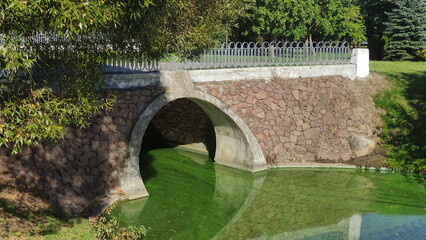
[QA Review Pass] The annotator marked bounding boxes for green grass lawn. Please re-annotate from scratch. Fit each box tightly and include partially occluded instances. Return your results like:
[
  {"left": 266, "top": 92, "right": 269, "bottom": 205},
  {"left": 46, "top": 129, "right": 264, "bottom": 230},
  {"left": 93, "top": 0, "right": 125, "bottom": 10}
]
[
  {"left": 370, "top": 61, "right": 426, "bottom": 176},
  {"left": 0, "top": 197, "right": 95, "bottom": 240},
  {"left": 0, "top": 196, "right": 146, "bottom": 240},
  {"left": 42, "top": 218, "right": 95, "bottom": 240}
]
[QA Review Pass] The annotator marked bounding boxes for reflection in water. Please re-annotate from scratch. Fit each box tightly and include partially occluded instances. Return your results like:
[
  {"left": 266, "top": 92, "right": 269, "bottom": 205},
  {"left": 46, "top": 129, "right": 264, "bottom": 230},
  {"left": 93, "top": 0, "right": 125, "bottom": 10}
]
[{"left": 110, "top": 148, "right": 426, "bottom": 240}]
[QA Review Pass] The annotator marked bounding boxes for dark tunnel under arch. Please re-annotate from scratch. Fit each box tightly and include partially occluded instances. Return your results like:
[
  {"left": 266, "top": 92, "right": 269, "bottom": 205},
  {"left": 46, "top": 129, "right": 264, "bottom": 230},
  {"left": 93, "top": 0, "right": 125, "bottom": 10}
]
[{"left": 119, "top": 91, "right": 267, "bottom": 200}]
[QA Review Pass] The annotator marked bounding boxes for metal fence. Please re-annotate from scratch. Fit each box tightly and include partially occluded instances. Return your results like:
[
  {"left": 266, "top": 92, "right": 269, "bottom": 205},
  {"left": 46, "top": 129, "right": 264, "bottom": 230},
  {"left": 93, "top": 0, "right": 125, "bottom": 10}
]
[
  {"left": 102, "top": 41, "right": 352, "bottom": 72},
  {"left": 0, "top": 35, "right": 352, "bottom": 77},
  {"left": 162, "top": 41, "right": 351, "bottom": 71}
]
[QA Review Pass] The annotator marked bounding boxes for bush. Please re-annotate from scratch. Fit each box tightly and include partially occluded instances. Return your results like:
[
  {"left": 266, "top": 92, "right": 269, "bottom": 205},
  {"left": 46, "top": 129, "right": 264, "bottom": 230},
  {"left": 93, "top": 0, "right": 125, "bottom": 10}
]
[
  {"left": 90, "top": 202, "right": 148, "bottom": 240},
  {"left": 91, "top": 216, "right": 148, "bottom": 240}
]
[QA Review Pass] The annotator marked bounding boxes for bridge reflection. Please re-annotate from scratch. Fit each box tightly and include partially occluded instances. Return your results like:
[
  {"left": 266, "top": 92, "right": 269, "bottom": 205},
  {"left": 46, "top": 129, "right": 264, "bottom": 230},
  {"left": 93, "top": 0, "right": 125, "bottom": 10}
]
[{"left": 110, "top": 148, "right": 426, "bottom": 240}]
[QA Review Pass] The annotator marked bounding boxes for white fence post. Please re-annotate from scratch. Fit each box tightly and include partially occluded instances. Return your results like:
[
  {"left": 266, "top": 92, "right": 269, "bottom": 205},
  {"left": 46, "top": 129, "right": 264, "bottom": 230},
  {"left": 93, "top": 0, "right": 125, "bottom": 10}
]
[{"left": 351, "top": 48, "right": 369, "bottom": 79}]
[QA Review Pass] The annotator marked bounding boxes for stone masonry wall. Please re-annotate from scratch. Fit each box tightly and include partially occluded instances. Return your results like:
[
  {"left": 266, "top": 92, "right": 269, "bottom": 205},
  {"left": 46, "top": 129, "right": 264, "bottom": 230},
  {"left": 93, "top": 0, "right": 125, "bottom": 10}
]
[
  {"left": 195, "top": 76, "right": 381, "bottom": 164},
  {"left": 0, "top": 75, "right": 383, "bottom": 215},
  {"left": 149, "top": 99, "right": 215, "bottom": 150},
  {"left": 0, "top": 87, "right": 165, "bottom": 215}
]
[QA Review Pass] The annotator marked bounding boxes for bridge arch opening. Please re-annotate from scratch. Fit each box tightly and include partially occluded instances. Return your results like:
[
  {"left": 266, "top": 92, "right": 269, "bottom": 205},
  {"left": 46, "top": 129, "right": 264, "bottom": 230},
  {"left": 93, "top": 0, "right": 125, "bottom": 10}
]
[
  {"left": 119, "top": 91, "right": 267, "bottom": 199},
  {"left": 141, "top": 98, "right": 216, "bottom": 159}
]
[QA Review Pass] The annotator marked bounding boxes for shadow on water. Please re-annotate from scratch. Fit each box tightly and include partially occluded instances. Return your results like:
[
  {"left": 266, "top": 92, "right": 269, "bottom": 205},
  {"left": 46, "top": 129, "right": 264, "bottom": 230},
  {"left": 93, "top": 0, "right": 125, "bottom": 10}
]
[{"left": 139, "top": 122, "right": 186, "bottom": 183}]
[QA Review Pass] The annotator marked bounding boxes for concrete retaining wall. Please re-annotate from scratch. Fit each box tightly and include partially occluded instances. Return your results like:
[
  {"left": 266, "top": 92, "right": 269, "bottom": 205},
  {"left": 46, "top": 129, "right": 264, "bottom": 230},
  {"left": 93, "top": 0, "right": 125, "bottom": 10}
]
[{"left": 190, "top": 65, "right": 357, "bottom": 82}]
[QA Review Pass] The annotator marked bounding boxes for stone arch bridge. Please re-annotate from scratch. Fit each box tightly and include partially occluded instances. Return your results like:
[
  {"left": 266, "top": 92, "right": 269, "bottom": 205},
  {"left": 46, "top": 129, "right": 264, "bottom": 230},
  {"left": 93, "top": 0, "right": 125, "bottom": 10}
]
[{"left": 0, "top": 50, "right": 377, "bottom": 214}]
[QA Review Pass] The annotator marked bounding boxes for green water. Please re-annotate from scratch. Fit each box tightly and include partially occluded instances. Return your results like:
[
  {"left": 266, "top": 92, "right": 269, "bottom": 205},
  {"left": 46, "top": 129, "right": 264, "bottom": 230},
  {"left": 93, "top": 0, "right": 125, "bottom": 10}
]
[{"left": 110, "top": 147, "right": 426, "bottom": 240}]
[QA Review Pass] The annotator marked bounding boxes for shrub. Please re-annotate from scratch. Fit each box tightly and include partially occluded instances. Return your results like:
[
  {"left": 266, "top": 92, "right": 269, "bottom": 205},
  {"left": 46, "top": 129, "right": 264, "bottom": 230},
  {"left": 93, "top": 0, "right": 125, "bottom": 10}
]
[
  {"left": 90, "top": 202, "right": 148, "bottom": 240},
  {"left": 91, "top": 216, "right": 148, "bottom": 240}
]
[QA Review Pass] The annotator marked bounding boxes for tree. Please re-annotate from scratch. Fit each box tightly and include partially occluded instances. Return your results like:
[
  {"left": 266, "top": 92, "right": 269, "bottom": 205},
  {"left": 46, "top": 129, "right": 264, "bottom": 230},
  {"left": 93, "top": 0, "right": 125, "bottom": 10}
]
[
  {"left": 234, "top": 0, "right": 366, "bottom": 43},
  {"left": 0, "top": 0, "right": 119, "bottom": 77},
  {"left": 0, "top": 0, "right": 245, "bottom": 153},
  {"left": 384, "top": 0, "right": 426, "bottom": 61},
  {"left": 0, "top": 0, "right": 245, "bottom": 79},
  {"left": 106, "top": 0, "right": 246, "bottom": 59},
  {"left": 356, "top": 0, "right": 395, "bottom": 60}
]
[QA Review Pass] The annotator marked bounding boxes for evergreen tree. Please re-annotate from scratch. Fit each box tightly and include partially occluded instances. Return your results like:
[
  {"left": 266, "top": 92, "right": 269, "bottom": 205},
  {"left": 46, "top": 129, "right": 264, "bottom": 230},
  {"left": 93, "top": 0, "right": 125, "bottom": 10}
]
[
  {"left": 356, "top": 0, "right": 395, "bottom": 60},
  {"left": 384, "top": 0, "right": 426, "bottom": 60}
]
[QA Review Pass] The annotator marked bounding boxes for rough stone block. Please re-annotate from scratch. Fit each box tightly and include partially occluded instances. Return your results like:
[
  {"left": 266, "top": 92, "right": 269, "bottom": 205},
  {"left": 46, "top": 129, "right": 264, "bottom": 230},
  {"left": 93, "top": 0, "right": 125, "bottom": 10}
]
[
  {"left": 99, "top": 161, "right": 111, "bottom": 174},
  {"left": 60, "top": 170, "right": 72, "bottom": 184},
  {"left": 88, "top": 157, "right": 98, "bottom": 168},
  {"left": 90, "top": 168, "right": 99, "bottom": 176},
  {"left": 91, "top": 141, "right": 100, "bottom": 150},
  {"left": 255, "top": 92, "right": 268, "bottom": 100},
  {"left": 64, "top": 132, "right": 75, "bottom": 140},
  {"left": 350, "top": 134, "right": 376, "bottom": 157},
  {"left": 304, "top": 128, "right": 320, "bottom": 140},
  {"left": 335, "top": 130, "right": 349, "bottom": 138},
  {"left": 323, "top": 112, "right": 337, "bottom": 125},
  {"left": 292, "top": 90, "right": 300, "bottom": 100}
]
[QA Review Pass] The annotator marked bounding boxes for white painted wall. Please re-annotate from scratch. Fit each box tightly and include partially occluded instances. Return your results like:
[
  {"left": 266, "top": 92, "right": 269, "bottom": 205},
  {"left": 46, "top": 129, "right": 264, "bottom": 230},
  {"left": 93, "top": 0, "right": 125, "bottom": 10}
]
[
  {"left": 351, "top": 48, "right": 370, "bottom": 79},
  {"left": 189, "top": 64, "right": 357, "bottom": 82}
]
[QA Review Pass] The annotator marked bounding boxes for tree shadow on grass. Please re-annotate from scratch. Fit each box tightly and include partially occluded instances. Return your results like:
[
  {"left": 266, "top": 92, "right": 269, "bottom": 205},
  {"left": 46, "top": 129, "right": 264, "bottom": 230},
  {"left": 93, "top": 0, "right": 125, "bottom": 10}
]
[
  {"left": 0, "top": 195, "right": 76, "bottom": 237},
  {"left": 375, "top": 70, "right": 426, "bottom": 176}
]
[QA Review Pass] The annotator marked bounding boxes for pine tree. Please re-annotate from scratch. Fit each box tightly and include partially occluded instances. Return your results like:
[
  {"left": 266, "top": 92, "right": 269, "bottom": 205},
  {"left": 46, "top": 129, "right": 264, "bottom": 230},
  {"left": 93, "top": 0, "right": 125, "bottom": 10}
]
[{"left": 384, "top": 0, "right": 426, "bottom": 60}]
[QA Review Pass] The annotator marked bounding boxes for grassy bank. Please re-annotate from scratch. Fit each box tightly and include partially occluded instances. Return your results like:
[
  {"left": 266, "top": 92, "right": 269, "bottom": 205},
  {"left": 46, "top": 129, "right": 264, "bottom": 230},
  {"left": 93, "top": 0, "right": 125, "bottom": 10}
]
[
  {"left": 370, "top": 61, "right": 426, "bottom": 176},
  {"left": 0, "top": 177, "right": 146, "bottom": 239},
  {"left": 0, "top": 198, "right": 95, "bottom": 240},
  {"left": 0, "top": 194, "right": 146, "bottom": 239}
]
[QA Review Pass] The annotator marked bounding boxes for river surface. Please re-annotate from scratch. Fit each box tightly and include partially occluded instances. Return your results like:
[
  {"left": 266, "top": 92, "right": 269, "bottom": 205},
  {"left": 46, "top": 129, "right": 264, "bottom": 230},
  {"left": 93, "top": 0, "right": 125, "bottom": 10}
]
[{"left": 109, "top": 147, "right": 426, "bottom": 240}]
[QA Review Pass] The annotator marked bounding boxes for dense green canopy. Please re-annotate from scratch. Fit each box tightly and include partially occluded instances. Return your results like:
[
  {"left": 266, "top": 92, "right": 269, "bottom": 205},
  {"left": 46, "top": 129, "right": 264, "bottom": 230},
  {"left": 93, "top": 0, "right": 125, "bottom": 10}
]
[
  {"left": 384, "top": 0, "right": 426, "bottom": 60},
  {"left": 0, "top": 0, "right": 244, "bottom": 76},
  {"left": 357, "top": 0, "right": 426, "bottom": 60},
  {"left": 0, "top": 0, "right": 245, "bottom": 153},
  {"left": 234, "top": 0, "right": 366, "bottom": 44}
]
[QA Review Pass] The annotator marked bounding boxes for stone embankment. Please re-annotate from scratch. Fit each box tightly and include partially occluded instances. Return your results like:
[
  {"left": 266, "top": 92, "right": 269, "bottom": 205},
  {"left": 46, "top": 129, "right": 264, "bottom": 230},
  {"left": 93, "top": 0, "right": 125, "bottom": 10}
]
[
  {"left": 0, "top": 87, "right": 164, "bottom": 215},
  {"left": 195, "top": 75, "right": 384, "bottom": 164}
]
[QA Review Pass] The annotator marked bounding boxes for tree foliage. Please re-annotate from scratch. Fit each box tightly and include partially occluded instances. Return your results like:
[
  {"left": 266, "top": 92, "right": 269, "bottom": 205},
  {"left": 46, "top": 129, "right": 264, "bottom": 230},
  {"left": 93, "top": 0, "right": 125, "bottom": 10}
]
[
  {"left": 0, "top": 0, "right": 119, "bottom": 78},
  {"left": 234, "top": 0, "right": 366, "bottom": 43},
  {"left": 0, "top": 88, "right": 115, "bottom": 153},
  {"left": 356, "top": 0, "right": 395, "bottom": 60},
  {"left": 357, "top": 0, "right": 426, "bottom": 61},
  {"left": 107, "top": 0, "right": 246, "bottom": 58},
  {"left": 0, "top": 0, "right": 244, "bottom": 153},
  {"left": 383, "top": 0, "right": 426, "bottom": 61},
  {"left": 0, "top": 0, "right": 245, "bottom": 77}
]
